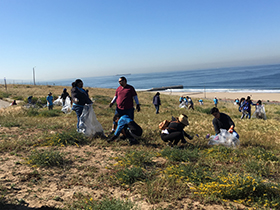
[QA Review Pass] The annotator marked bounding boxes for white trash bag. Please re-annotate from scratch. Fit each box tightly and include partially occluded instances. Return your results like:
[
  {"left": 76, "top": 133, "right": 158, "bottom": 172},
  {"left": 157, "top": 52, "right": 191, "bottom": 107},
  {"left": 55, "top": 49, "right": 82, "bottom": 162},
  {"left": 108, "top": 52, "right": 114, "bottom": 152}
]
[
  {"left": 61, "top": 96, "right": 72, "bottom": 114},
  {"left": 53, "top": 96, "right": 63, "bottom": 106},
  {"left": 208, "top": 129, "right": 240, "bottom": 148},
  {"left": 78, "top": 104, "right": 104, "bottom": 137},
  {"left": 252, "top": 105, "right": 267, "bottom": 120},
  {"left": 179, "top": 101, "right": 188, "bottom": 109}
]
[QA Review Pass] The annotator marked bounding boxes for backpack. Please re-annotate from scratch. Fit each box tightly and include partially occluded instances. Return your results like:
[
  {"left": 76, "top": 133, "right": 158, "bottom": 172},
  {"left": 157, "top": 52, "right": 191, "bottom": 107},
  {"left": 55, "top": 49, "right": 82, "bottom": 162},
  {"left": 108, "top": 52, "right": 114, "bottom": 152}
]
[
  {"left": 242, "top": 101, "right": 250, "bottom": 111},
  {"left": 159, "top": 120, "right": 170, "bottom": 130}
]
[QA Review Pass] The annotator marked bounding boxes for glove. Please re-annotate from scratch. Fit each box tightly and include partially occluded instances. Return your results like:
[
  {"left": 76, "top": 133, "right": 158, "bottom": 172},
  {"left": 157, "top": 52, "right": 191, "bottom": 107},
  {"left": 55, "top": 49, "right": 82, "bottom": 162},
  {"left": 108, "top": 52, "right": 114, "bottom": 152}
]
[
  {"left": 109, "top": 103, "right": 113, "bottom": 108},
  {"left": 136, "top": 104, "right": 140, "bottom": 112},
  {"left": 107, "top": 135, "right": 118, "bottom": 143}
]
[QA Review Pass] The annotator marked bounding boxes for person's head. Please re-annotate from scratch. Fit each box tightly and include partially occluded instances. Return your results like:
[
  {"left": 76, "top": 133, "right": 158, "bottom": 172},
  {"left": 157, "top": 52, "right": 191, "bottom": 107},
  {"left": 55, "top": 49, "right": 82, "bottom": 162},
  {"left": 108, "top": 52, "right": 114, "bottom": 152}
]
[
  {"left": 113, "top": 113, "right": 121, "bottom": 123},
  {"left": 48, "top": 92, "right": 52, "bottom": 96},
  {"left": 186, "top": 96, "right": 189, "bottom": 99},
  {"left": 74, "top": 79, "right": 83, "bottom": 88},
  {"left": 156, "top": 92, "right": 160, "bottom": 96},
  {"left": 118, "top": 77, "right": 127, "bottom": 87},
  {"left": 210, "top": 107, "right": 220, "bottom": 119},
  {"left": 246, "top": 96, "right": 251, "bottom": 101},
  {"left": 63, "top": 88, "right": 67, "bottom": 92},
  {"left": 178, "top": 114, "right": 189, "bottom": 127},
  {"left": 257, "top": 100, "right": 262, "bottom": 105}
]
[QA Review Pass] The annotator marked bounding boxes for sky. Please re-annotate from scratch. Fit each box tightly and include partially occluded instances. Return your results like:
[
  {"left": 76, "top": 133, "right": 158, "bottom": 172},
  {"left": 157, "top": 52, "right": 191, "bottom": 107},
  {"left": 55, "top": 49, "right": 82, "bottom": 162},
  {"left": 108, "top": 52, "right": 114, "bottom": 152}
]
[{"left": 1, "top": 0, "right": 280, "bottom": 82}]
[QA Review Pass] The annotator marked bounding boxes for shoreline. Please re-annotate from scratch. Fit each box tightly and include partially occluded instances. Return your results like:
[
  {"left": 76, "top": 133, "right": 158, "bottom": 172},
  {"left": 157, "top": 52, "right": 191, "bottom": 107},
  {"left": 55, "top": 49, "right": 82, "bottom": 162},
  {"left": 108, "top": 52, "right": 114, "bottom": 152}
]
[{"left": 155, "top": 91, "right": 280, "bottom": 103}]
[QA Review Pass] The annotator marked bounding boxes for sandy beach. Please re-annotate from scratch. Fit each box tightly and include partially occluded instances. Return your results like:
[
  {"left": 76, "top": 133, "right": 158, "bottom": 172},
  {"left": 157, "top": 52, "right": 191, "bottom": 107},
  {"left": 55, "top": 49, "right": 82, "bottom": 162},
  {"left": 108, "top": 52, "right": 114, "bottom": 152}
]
[{"left": 158, "top": 91, "right": 280, "bottom": 103}]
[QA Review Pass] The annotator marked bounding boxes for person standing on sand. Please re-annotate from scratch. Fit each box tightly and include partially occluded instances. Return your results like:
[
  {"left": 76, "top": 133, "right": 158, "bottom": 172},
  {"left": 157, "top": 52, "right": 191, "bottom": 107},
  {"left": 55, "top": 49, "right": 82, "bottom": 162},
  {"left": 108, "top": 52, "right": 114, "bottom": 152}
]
[
  {"left": 210, "top": 107, "right": 239, "bottom": 139},
  {"left": 109, "top": 77, "right": 140, "bottom": 133},
  {"left": 213, "top": 97, "right": 218, "bottom": 107},
  {"left": 71, "top": 79, "right": 93, "bottom": 130},
  {"left": 46, "top": 92, "right": 53, "bottom": 110},
  {"left": 153, "top": 92, "right": 161, "bottom": 114}
]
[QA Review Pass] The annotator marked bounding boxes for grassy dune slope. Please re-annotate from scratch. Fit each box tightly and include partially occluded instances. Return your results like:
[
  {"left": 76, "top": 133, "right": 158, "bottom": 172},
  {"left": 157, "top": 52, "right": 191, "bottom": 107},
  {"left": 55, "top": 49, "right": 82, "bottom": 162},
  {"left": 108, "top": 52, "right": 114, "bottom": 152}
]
[{"left": 0, "top": 84, "right": 280, "bottom": 210}]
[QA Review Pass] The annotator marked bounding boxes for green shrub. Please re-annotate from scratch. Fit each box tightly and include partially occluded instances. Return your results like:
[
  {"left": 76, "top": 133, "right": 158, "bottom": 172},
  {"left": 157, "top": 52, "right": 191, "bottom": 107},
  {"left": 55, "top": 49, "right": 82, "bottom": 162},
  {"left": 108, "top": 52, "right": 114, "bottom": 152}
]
[
  {"left": 26, "top": 108, "right": 39, "bottom": 116},
  {"left": 93, "top": 95, "right": 112, "bottom": 105},
  {"left": 114, "top": 150, "right": 154, "bottom": 168},
  {"left": 40, "top": 130, "right": 89, "bottom": 147},
  {"left": 116, "top": 166, "right": 146, "bottom": 185},
  {"left": 39, "top": 109, "right": 61, "bottom": 117},
  {"left": 195, "top": 106, "right": 212, "bottom": 114},
  {"left": 26, "top": 149, "right": 67, "bottom": 168},
  {"left": 161, "top": 147, "right": 199, "bottom": 162},
  {"left": 12, "top": 96, "right": 24, "bottom": 100},
  {"left": 0, "top": 91, "right": 11, "bottom": 98}
]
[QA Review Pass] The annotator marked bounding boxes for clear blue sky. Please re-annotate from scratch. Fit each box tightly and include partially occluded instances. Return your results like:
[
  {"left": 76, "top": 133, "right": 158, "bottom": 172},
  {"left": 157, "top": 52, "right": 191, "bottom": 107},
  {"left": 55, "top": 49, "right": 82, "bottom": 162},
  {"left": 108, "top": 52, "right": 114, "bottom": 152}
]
[{"left": 1, "top": 0, "right": 280, "bottom": 82}]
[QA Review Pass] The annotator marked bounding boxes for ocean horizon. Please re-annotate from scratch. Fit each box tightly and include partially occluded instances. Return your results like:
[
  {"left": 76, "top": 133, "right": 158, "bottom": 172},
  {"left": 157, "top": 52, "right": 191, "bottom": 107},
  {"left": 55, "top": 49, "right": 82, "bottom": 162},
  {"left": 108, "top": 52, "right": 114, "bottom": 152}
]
[{"left": 3, "top": 63, "right": 280, "bottom": 93}]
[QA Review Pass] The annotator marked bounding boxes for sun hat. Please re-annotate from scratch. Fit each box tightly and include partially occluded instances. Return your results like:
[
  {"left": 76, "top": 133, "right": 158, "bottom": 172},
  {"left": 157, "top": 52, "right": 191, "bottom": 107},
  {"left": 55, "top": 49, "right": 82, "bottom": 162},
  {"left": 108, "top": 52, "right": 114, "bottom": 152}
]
[{"left": 178, "top": 114, "right": 189, "bottom": 126}]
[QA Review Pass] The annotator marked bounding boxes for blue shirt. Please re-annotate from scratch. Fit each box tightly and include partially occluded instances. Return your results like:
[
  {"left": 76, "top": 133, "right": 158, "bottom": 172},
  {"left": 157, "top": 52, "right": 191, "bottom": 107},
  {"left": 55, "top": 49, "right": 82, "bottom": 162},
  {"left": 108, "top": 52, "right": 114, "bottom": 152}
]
[
  {"left": 46, "top": 95, "right": 53, "bottom": 106},
  {"left": 114, "top": 115, "right": 133, "bottom": 137}
]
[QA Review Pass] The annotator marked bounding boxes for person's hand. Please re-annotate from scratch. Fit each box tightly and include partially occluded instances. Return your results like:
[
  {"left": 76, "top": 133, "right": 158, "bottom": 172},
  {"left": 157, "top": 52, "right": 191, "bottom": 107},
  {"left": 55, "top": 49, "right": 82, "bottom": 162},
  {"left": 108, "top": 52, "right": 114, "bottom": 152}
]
[
  {"left": 136, "top": 104, "right": 141, "bottom": 112},
  {"left": 74, "top": 98, "right": 79, "bottom": 103},
  {"left": 109, "top": 103, "right": 113, "bottom": 108}
]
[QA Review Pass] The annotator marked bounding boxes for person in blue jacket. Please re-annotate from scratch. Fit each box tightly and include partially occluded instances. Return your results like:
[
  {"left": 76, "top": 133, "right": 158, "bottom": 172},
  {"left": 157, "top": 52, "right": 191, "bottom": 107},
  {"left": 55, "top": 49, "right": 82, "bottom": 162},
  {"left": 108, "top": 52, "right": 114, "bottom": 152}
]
[
  {"left": 46, "top": 92, "right": 53, "bottom": 110},
  {"left": 241, "top": 96, "right": 255, "bottom": 119},
  {"left": 107, "top": 114, "right": 142, "bottom": 145},
  {"left": 153, "top": 92, "right": 161, "bottom": 114},
  {"left": 71, "top": 79, "right": 93, "bottom": 130}
]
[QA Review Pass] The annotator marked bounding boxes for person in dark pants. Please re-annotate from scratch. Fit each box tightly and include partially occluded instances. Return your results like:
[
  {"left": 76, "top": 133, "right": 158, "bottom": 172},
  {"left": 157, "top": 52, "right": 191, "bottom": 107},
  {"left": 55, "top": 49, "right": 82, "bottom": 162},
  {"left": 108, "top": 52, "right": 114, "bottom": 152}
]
[
  {"left": 46, "top": 92, "right": 53, "bottom": 110},
  {"left": 161, "top": 114, "right": 193, "bottom": 146},
  {"left": 109, "top": 77, "right": 140, "bottom": 133},
  {"left": 71, "top": 79, "right": 92, "bottom": 130},
  {"left": 107, "top": 114, "right": 142, "bottom": 145},
  {"left": 153, "top": 92, "right": 161, "bottom": 114},
  {"left": 210, "top": 107, "right": 239, "bottom": 138},
  {"left": 61, "top": 88, "right": 71, "bottom": 106}
]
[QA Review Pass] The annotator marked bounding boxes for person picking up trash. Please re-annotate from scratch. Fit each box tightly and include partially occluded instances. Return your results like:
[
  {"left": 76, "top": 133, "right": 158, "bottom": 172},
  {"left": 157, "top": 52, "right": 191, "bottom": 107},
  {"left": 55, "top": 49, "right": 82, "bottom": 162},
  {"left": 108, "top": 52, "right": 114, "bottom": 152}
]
[
  {"left": 210, "top": 107, "right": 239, "bottom": 139},
  {"left": 107, "top": 114, "right": 142, "bottom": 145},
  {"left": 160, "top": 114, "right": 193, "bottom": 147}
]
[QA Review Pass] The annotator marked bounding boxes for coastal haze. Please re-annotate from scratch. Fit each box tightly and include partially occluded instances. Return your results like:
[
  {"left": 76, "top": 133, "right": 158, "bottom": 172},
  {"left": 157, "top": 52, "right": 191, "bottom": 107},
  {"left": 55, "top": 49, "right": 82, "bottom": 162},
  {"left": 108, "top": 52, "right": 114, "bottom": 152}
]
[{"left": 1, "top": 1, "right": 280, "bottom": 82}]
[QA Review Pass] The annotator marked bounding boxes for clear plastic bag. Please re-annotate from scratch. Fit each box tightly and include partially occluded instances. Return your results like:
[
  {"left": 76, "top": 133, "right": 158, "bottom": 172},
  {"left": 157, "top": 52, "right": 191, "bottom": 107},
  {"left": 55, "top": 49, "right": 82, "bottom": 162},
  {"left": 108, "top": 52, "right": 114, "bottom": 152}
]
[
  {"left": 61, "top": 96, "right": 72, "bottom": 114},
  {"left": 53, "top": 96, "right": 63, "bottom": 106},
  {"left": 78, "top": 104, "right": 104, "bottom": 137},
  {"left": 208, "top": 129, "right": 240, "bottom": 148},
  {"left": 252, "top": 105, "right": 267, "bottom": 120}
]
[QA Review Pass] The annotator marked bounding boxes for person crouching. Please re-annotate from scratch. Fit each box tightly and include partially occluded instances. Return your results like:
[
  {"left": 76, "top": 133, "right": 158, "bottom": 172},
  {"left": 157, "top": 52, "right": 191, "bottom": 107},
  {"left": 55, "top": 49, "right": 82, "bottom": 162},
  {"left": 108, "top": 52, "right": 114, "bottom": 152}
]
[
  {"left": 161, "top": 114, "right": 193, "bottom": 147},
  {"left": 107, "top": 114, "right": 142, "bottom": 145}
]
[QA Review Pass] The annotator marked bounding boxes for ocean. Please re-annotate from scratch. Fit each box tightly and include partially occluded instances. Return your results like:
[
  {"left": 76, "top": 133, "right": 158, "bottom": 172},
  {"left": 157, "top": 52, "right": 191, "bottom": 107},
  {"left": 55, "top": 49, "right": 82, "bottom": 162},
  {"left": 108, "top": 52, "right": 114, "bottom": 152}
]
[{"left": 51, "top": 63, "right": 280, "bottom": 93}]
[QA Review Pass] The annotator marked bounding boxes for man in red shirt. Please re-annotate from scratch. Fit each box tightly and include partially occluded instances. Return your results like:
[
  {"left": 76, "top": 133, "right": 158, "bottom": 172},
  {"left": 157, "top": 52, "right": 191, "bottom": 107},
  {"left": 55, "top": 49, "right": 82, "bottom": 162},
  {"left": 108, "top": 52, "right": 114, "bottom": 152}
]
[{"left": 109, "top": 77, "right": 140, "bottom": 133}]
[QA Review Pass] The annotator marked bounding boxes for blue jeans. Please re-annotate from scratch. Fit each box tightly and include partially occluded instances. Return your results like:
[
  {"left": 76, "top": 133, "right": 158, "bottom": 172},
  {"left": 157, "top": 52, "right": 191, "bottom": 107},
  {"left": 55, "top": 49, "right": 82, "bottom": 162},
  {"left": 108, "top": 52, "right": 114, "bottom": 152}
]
[
  {"left": 154, "top": 105, "right": 159, "bottom": 114},
  {"left": 114, "top": 108, "right": 134, "bottom": 125},
  {"left": 72, "top": 105, "right": 84, "bottom": 129}
]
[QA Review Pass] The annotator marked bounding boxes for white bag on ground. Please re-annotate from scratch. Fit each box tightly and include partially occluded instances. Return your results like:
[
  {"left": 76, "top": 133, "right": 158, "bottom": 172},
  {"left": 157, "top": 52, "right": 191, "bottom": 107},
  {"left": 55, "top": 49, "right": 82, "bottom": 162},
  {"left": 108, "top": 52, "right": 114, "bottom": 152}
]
[
  {"left": 53, "top": 96, "right": 63, "bottom": 106},
  {"left": 78, "top": 104, "right": 104, "bottom": 136},
  {"left": 61, "top": 96, "right": 72, "bottom": 114},
  {"left": 252, "top": 105, "right": 267, "bottom": 120},
  {"left": 208, "top": 129, "right": 240, "bottom": 148}
]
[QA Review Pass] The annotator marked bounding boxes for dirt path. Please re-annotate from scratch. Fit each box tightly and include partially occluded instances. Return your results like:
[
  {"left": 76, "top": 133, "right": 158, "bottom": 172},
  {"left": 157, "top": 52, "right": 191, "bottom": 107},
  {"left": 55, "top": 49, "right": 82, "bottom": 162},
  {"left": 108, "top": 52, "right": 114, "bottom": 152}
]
[{"left": 0, "top": 99, "right": 11, "bottom": 109}]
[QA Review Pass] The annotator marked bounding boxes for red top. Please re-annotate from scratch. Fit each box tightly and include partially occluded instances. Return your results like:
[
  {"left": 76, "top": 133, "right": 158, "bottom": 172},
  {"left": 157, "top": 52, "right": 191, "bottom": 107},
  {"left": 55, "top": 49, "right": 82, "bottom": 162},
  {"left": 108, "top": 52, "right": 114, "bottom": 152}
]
[{"left": 115, "top": 84, "right": 137, "bottom": 110}]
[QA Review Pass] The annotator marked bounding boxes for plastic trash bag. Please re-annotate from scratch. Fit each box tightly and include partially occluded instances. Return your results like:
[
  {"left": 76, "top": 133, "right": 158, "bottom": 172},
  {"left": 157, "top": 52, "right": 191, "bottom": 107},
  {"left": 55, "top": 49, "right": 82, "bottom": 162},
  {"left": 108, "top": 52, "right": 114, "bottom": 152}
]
[
  {"left": 78, "top": 104, "right": 104, "bottom": 137},
  {"left": 208, "top": 129, "right": 240, "bottom": 148},
  {"left": 53, "top": 96, "right": 63, "bottom": 106},
  {"left": 61, "top": 96, "right": 72, "bottom": 114},
  {"left": 252, "top": 105, "right": 267, "bottom": 120},
  {"left": 179, "top": 101, "right": 188, "bottom": 109}
]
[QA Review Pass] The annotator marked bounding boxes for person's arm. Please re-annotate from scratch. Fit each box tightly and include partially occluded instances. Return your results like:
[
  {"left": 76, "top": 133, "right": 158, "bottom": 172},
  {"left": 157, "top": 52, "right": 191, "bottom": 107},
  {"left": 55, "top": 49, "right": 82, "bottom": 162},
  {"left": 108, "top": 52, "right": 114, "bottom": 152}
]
[
  {"left": 212, "top": 119, "right": 220, "bottom": 135},
  {"left": 133, "top": 95, "right": 140, "bottom": 111},
  {"left": 109, "top": 96, "right": 117, "bottom": 107}
]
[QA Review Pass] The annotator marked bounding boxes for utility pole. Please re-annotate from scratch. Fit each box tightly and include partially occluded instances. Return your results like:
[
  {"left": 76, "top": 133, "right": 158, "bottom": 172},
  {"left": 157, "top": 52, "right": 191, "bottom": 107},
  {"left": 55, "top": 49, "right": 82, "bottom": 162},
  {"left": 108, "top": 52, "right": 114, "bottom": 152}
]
[{"left": 33, "top": 66, "right": 36, "bottom": 85}]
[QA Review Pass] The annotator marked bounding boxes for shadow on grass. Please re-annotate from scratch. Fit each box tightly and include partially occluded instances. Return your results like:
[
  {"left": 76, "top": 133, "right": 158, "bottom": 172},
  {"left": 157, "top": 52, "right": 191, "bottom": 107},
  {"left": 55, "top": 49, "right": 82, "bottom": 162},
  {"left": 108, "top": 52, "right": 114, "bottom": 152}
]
[{"left": 0, "top": 202, "right": 60, "bottom": 210}]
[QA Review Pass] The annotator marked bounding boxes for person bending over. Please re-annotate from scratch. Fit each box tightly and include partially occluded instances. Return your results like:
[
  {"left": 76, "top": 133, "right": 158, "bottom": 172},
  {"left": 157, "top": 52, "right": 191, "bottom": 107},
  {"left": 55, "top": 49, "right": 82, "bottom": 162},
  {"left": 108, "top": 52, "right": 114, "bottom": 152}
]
[
  {"left": 107, "top": 114, "right": 142, "bottom": 145},
  {"left": 161, "top": 114, "right": 193, "bottom": 146},
  {"left": 210, "top": 107, "right": 239, "bottom": 139}
]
